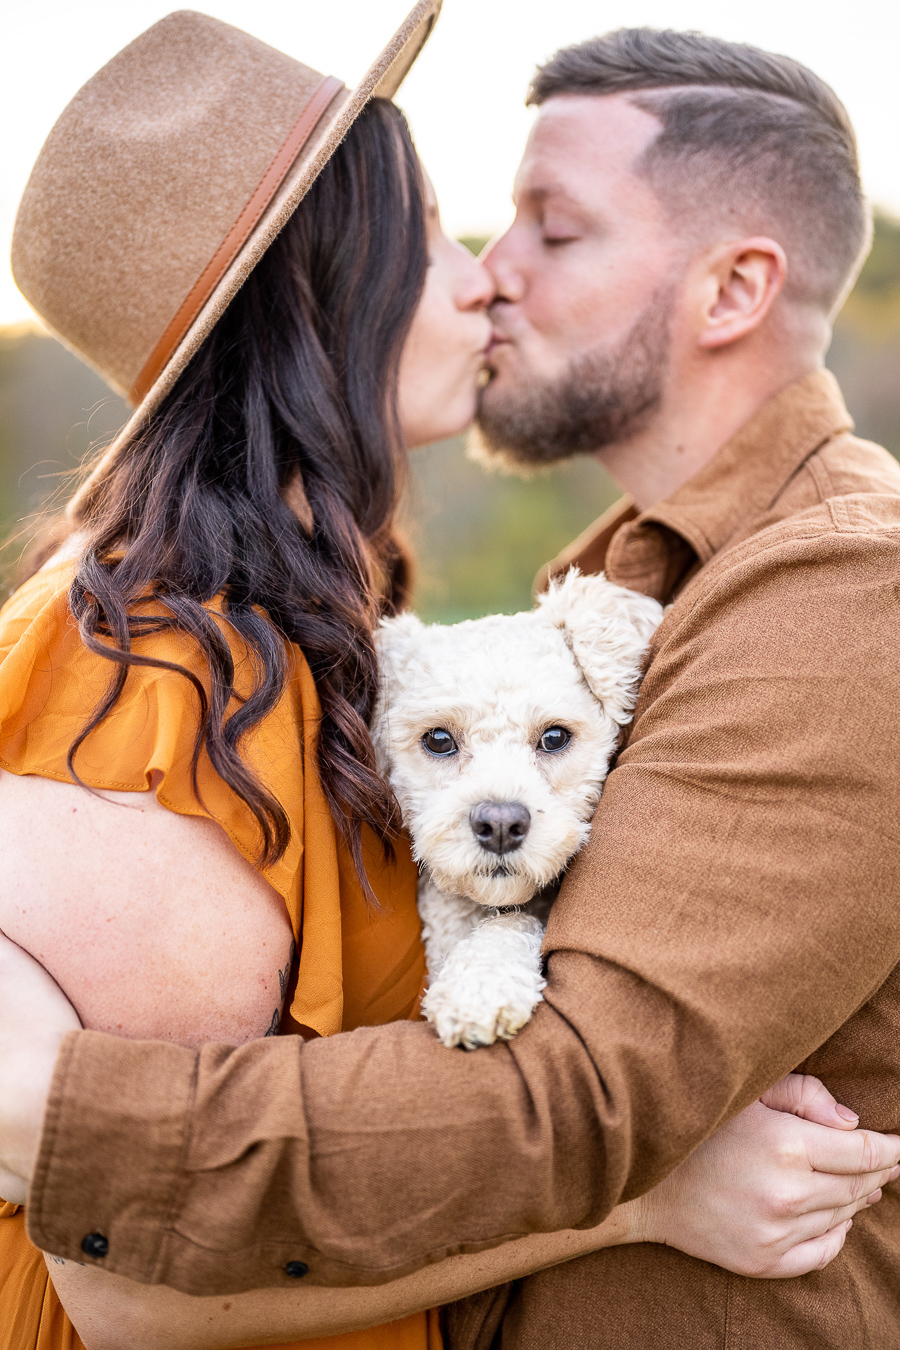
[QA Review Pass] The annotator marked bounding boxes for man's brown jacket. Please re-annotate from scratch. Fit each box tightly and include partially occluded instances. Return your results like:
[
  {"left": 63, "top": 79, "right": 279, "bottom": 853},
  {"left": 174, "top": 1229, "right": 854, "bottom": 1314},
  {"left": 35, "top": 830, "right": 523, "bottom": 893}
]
[{"left": 26, "top": 372, "right": 900, "bottom": 1347}]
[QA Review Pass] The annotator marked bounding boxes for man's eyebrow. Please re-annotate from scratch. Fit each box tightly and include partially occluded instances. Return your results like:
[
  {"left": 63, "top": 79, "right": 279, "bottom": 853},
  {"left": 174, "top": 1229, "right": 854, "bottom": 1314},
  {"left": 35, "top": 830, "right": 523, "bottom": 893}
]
[{"left": 512, "top": 182, "right": 589, "bottom": 211}]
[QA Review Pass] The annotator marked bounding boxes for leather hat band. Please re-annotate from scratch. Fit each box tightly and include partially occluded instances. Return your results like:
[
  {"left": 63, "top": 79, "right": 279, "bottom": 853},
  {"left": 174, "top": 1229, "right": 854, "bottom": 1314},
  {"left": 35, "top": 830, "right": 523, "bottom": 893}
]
[{"left": 130, "top": 73, "right": 345, "bottom": 404}]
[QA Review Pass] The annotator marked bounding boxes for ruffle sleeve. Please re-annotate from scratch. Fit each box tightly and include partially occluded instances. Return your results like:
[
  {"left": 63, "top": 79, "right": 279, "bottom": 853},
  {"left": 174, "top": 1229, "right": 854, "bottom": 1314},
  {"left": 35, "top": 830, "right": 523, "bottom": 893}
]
[{"left": 0, "top": 559, "right": 351, "bottom": 1035}]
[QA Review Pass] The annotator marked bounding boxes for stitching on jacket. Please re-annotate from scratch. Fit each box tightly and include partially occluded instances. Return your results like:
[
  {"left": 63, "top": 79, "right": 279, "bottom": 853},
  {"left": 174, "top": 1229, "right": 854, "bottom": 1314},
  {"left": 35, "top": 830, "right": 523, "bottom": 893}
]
[
  {"left": 156, "top": 1050, "right": 202, "bottom": 1284},
  {"left": 826, "top": 497, "right": 852, "bottom": 531},
  {"left": 26, "top": 1032, "right": 71, "bottom": 1251},
  {"left": 163, "top": 1215, "right": 531, "bottom": 1270},
  {"left": 637, "top": 504, "right": 900, "bottom": 686},
  {"left": 672, "top": 510, "right": 900, "bottom": 625},
  {"left": 804, "top": 449, "right": 836, "bottom": 502},
  {"left": 723, "top": 1270, "right": 733, "bottom": 1350}
]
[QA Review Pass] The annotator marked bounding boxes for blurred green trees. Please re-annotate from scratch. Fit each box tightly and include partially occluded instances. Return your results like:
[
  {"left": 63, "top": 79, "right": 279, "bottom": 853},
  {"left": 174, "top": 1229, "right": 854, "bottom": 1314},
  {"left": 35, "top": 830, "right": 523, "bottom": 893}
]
[
  {"left": 2, "top": 212, "right": 899, "bottom": 620},
  {"left": 404, "top": 441, "right": 619, "bottom": 622},
  {"left": 406, "top": 212, "right": 900, "bottom": 619},
  {"left": 825, "top": 212, "right": 900, "bottom": 462},
  {"left": 0, "top": 326, "right": 126, "bottom": 559}
]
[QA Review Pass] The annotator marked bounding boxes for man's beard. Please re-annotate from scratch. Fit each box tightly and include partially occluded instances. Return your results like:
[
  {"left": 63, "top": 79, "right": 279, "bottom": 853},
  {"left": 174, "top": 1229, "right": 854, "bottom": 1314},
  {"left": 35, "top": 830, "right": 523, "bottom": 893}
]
[{"left": 473, "top": 289, "right": 673, "bottom": 469}]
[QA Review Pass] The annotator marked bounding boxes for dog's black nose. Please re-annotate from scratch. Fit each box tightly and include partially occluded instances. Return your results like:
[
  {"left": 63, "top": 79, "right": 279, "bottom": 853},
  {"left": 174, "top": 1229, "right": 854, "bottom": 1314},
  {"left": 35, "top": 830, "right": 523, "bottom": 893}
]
[{"left": 469, "top": 801, "right": 531, "bottom": 855}]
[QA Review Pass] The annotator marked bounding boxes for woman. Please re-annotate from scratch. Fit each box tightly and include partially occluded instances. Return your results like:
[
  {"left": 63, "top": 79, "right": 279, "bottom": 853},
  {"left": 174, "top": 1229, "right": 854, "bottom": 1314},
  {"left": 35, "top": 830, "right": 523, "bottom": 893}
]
[{"left": 0, "top": 11, "right": 894, "bottom": 1350}]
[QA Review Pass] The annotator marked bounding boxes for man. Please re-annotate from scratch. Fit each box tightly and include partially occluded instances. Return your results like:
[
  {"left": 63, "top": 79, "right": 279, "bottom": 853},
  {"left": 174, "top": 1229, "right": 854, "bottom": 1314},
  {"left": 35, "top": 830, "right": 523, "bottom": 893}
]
[{"left": 4, "top": 27, "right": 900, "bottom": 1349}]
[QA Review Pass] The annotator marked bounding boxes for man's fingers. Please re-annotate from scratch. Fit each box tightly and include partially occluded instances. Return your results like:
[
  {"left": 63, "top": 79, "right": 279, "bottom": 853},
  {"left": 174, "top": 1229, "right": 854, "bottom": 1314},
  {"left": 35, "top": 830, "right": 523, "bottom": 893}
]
[
  {"left": 767, "top": 1220, "right": 852, "bottom": 1279},
  {"left": 805, "top": 1122, "right": 900, "bottom": 1176},
  {"left": 760, "top": 1073, "right": 859, "bottom": 1130},
  {"left": 794, "top": 1163, "right": 900, "bottom": 1215}
]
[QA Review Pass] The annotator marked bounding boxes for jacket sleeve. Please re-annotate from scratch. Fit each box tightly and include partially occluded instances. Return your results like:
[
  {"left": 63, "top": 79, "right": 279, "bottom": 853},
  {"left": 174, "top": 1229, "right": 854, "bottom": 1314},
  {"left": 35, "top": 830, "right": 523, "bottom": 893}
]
[{"left": 26, "top": 517, "right": 900, "bottom": 1296}]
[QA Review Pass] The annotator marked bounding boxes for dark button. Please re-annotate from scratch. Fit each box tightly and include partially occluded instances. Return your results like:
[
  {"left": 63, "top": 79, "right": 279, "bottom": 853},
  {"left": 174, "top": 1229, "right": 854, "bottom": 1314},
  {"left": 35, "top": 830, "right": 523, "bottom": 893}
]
[
  {"left": 81, "top": 1232, "right": 109, "bottom": 1259},
  {"left": 284, "top": 1260, "right": 309, "bottom": 1279}
]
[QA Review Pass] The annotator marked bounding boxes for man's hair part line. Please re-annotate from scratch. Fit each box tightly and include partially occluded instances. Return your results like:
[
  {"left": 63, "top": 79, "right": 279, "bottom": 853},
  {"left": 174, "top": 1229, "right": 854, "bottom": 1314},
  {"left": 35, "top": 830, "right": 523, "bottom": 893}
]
[{"left": 527, "top": 28, "right": 871, "bottom": 314}]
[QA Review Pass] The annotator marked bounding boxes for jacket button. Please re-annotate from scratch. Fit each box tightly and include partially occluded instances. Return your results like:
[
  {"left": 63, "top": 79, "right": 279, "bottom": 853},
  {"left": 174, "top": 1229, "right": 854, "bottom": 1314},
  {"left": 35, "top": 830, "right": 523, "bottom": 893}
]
[
  {"left": 284, "top": 1261, "right": 309, "bottom": 1279},
  {"left": 81, "top": 1233, "right": 109, "bottom": 1258}
]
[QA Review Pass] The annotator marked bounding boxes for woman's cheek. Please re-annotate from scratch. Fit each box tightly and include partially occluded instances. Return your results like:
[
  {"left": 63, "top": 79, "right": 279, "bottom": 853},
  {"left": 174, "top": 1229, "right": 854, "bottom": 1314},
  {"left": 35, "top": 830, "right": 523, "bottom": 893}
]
[{"left": 440, "top": 339, "right": 477, "bottom": 424}]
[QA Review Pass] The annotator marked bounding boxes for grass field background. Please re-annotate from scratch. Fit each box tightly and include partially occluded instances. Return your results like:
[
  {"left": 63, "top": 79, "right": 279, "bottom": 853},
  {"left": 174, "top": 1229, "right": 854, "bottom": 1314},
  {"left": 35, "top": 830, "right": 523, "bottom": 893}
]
[{"left": 2, "top": 214, "right": 898, "bottom": 622}]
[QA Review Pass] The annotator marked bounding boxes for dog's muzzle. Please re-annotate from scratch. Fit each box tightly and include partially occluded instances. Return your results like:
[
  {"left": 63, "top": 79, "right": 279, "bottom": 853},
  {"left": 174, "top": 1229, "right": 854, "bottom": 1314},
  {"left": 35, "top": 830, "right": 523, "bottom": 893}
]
[{"left": 469, "top": 801, "right": 531, "bottom": 855}]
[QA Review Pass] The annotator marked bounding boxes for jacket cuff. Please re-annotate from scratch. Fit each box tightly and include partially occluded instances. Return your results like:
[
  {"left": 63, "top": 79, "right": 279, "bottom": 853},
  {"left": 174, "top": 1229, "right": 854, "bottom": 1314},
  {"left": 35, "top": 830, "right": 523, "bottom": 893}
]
[
  {"left": 26, "top": 1029, "right": 197, "bottom": 1282},
  {"left": 25, "top": 1029, "right": 367, "bottom": 1295}
]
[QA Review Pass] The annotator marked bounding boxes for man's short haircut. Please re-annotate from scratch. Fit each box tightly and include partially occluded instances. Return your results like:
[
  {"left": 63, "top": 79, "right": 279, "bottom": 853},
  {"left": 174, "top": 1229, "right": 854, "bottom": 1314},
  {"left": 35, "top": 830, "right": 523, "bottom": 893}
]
[{"left": 528, "top": 29, "right": 871, "bottom": 314}]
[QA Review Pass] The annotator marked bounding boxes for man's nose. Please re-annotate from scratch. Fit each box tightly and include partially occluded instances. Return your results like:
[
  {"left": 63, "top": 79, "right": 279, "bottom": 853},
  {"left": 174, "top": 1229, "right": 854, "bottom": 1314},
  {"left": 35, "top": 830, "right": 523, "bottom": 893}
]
[{"left": 469, "top": 801, "right": 531, "bottom": 855}]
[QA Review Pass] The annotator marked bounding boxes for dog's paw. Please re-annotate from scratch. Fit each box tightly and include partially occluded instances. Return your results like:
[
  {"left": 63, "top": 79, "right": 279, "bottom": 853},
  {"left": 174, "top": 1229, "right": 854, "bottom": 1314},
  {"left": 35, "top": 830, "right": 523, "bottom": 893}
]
[{"left": 422, "top": 912, "right": 546, "bottom": 1048}]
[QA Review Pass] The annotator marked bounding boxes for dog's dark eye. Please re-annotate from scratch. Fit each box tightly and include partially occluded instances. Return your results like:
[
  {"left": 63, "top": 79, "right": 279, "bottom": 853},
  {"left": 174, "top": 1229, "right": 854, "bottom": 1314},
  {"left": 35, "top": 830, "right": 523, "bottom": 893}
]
[
  {"left": 422, "top": 728, "right": 458, "bottom": 757},
  {"left": 538, "top": 726, "right": 571, "bottom": 753}
]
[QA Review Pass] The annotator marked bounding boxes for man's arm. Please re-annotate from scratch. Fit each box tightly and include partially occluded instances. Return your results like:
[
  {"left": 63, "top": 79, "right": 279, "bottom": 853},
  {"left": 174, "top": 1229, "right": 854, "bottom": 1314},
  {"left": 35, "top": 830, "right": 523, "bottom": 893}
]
[
  {"left": 11, "top": 953, "right": 894, "bottom": 1343},
  {"left": 39, "top": 1077, "right": 899, "bottom": 1350},
  {"left": 24, "top": 520, "right": 900, "bottom": 1292}
]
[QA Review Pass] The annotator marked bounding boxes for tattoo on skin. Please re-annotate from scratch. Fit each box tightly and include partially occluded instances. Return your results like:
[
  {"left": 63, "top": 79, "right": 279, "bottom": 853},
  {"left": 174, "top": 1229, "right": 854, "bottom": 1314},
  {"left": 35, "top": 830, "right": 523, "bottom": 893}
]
[
  {"left": 278, "top": 939, "right": 296, "bottom": 1001},
  {"left": 264, "top": 939, "right": 297, "bottom": 1037}
]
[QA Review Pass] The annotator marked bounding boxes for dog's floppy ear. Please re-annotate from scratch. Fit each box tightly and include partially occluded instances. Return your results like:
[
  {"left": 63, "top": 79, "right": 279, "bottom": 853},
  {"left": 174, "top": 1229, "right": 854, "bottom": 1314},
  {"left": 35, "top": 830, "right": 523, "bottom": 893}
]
[
  {"left": 375, "top": 611, "right": 426, "bottom": 691},
  {"left": 536, "top": 569, "right": 663, "bottom": 725},
  {"left": 371, "top": 612, "right": 426, "bottom": 771}
]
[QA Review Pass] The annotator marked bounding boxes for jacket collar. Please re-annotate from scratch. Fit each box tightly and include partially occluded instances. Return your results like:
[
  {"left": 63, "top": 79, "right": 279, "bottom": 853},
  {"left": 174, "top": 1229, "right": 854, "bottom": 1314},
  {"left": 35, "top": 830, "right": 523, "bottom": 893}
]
[{"left": 547, "top": 370, "right": 853, "bottom": 603}]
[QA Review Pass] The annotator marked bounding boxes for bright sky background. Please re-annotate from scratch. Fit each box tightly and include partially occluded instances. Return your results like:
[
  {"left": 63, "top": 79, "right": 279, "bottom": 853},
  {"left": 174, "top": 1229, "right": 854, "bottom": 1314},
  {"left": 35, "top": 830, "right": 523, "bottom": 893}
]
[{"left": 3, "top": 0, "right": 899, "bottom": 326}]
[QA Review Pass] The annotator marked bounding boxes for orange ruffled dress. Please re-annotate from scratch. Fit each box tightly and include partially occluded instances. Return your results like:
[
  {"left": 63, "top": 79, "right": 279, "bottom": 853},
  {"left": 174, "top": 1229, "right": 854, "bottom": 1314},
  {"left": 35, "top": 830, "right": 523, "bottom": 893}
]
[{"left": 0, "top": 559, "right": 441, "bottom": 1350}]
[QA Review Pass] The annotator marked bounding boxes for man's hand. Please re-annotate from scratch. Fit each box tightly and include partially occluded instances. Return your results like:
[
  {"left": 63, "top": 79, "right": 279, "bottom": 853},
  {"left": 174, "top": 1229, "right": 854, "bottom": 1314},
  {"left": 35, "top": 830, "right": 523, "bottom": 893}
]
[
  {"left": 0, "top": 930, "right": 81, "bottom": 1203},
  {"left": 627, "top": 1073, "right": 900, "bottom": 1277}
]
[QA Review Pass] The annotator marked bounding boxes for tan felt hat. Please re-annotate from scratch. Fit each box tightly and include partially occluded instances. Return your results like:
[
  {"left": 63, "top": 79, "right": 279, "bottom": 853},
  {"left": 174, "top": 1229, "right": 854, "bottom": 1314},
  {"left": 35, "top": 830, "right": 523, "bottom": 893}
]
[{"left": 11, "top": 3, "right": 441, "bottom": 514}]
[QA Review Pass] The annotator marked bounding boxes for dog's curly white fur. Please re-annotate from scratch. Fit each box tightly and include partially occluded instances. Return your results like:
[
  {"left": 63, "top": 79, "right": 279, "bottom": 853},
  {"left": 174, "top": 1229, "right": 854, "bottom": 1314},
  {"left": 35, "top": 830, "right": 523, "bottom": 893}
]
[{"left": 372, "top": 569, "right": 662, "bottom": 1048}]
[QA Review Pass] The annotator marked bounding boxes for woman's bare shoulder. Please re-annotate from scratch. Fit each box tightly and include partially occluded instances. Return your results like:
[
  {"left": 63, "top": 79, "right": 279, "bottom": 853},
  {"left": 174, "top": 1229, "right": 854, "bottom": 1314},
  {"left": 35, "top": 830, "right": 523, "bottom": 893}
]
[{"left": 0, "top": 770, "right": 294, "bottom": 1047}]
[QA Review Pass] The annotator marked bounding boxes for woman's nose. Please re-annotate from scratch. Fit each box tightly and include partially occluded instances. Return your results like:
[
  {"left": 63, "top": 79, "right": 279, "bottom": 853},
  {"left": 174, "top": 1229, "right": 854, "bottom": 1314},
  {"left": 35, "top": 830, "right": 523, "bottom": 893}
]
[
  {"left": 456, "top": 248, "right": 497, "bottom": 312},
  {"left": 480, "top": 229, "right": 526, "bottom": 306}
]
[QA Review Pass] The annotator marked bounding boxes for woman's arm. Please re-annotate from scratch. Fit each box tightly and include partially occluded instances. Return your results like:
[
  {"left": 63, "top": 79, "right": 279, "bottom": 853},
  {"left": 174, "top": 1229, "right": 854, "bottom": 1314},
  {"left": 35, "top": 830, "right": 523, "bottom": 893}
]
[
  {"left": 1, "top": 933, "right": 897, "bottom": 1350},
  {"left": 0, "top": 771, "right": 295, "bottom": 1048},
  {"left": 0, "top": 767, "right": 299, "bottom": 1348}
]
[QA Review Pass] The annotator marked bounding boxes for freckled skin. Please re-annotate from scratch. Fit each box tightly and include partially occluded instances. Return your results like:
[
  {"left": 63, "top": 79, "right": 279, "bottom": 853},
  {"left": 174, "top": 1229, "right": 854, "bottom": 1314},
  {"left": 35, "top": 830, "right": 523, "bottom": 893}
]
[{"left": 0, "top": 773, "right": 295, "bottom": 1049}]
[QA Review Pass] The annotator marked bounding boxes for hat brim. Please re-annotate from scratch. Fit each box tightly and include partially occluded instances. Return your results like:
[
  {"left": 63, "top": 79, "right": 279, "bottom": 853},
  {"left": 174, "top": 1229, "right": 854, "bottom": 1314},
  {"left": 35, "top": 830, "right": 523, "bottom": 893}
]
[{"left": 68, "top": 0, "right": 441, "bottom": 518}]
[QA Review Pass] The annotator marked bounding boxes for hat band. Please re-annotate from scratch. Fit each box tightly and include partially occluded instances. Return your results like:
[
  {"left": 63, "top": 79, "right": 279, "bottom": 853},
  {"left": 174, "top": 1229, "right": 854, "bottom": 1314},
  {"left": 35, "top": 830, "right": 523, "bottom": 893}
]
[{"left": 130, "top": 73, "right": 345, "bottom": 405}]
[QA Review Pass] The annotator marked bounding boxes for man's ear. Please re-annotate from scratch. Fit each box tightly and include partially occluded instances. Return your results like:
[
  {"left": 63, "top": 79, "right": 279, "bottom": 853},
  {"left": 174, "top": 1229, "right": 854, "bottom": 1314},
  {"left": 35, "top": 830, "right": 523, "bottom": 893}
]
[
  {"left": 696, "top": 236, "right": 787, "bottom": 350},
  {"left": 537, "top": 569, "right": 663, "bottom": 725}
]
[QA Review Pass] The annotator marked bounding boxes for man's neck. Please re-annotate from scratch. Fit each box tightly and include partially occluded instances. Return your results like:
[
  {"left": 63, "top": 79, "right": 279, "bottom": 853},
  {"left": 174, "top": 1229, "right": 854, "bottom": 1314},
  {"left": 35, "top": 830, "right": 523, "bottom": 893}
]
[{"left": 597, "top": 355, "right": 823, "bottom": 512}]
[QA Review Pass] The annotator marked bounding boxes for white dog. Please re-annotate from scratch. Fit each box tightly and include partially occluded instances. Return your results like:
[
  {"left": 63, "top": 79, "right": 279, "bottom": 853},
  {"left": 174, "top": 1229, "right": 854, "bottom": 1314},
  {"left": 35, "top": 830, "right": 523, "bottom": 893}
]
[{"left": 372, "top": 569, "right": 663, "bottom": 1049}]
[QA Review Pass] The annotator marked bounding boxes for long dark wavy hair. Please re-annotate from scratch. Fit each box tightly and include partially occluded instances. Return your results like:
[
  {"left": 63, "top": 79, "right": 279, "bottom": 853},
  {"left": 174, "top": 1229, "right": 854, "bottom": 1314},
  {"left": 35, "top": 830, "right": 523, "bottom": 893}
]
[{"left": 53, "top": 99, "right": 427, "bottom": 893}]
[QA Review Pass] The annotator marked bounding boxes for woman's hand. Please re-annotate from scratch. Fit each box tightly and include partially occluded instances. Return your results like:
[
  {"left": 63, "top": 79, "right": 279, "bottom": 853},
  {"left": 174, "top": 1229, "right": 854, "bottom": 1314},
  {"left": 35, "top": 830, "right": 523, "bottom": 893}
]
[
  {"left": 627, "top": 1073, "right": 900, "bottom": 1277},
  {"left": 0, "top": 931, "right": 81, "bottom": 1203}
]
